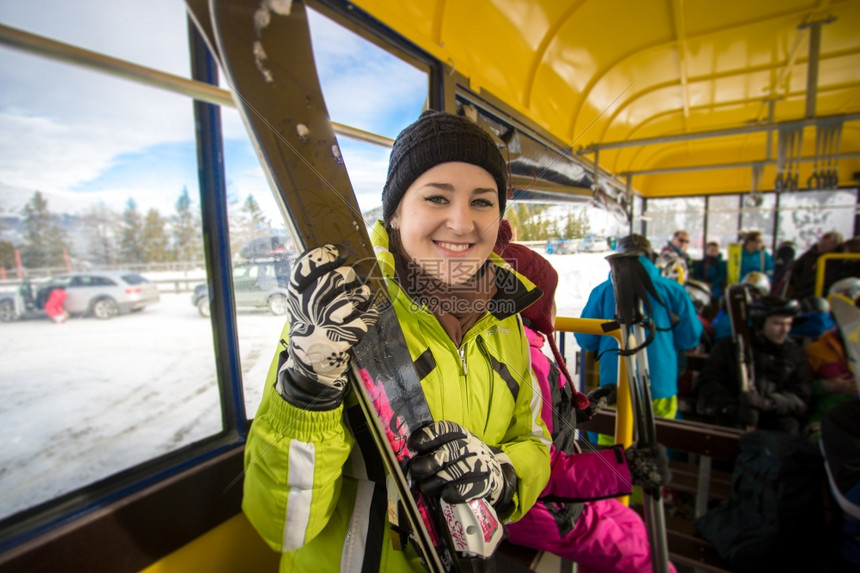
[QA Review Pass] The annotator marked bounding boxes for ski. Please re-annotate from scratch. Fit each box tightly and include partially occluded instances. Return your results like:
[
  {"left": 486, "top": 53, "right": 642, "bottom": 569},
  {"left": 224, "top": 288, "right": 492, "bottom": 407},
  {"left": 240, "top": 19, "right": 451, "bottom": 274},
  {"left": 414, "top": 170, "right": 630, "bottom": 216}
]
[
  {"left": 606, "top": 253, "right": 671, "bottom": 573},
  {"left": 185, "top": 1, "right": 501, "bottom": 571},
  {"left": 725, "top": 284, "right": 755, "bottom": 393},
  {"left": 829, "top": 294, "right": 860, "bottom": 395}
]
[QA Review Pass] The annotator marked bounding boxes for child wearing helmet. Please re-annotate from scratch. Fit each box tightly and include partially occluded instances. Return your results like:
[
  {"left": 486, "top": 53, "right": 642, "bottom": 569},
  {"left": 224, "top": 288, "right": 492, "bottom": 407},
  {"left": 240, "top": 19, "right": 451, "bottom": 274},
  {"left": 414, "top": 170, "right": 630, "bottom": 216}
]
[{"left": 696, "top": 295, "right": 813, "bottom": 434}]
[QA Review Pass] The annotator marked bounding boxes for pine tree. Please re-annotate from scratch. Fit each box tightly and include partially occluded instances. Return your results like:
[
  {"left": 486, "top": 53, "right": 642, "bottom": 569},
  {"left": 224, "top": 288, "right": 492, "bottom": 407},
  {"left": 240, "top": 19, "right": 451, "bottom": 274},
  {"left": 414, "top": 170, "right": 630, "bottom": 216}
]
[
  {"left": 119, "top": 199, "right": 144, "bottom": 264},
  {"left": 0, "top": 239, "right": 15, "bottom": 272},
  {"left": 82, "top": 204, "right": 119, "bottom": 266},
  {"left": 19, "top": 191, "right": 70, "bottom": 270},
  {"left": 230, "top": 194, "right": 272, "bottom": 256},
  {"left": 171, "top": 187, "right": 201, "bottom": 262},
  {"left": 563, "top": 209, "right": 590, "bottom": 239},
  {"left": 505, "top": 203, "right": 550, "bottom": 241},
  {"left": 141, "top": 209, "right": 170, "bottom": 262},
  {"left": 244, "top": 194, "right": 269, "bottom": 233}
]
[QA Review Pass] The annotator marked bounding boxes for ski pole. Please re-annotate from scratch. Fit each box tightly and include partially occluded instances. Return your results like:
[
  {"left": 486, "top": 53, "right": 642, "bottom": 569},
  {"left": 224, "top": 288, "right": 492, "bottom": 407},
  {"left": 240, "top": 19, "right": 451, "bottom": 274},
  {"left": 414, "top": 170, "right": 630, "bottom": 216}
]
[{"left": 606, "top": 253, "right": 671, "bottom": 573}]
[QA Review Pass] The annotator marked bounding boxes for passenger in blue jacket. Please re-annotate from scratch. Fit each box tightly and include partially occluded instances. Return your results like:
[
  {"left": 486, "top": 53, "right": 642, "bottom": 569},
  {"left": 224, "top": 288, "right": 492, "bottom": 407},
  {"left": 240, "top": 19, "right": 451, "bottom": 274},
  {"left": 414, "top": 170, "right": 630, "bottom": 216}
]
[
  {"left": 692, "top": 241, "right": 727, "bottom": 305},
  {"left": 739, "top": 230, "right": 774, "bottom": 280},
  {"left": 575, "top": 234, "right": 703, "bottom": 444}
]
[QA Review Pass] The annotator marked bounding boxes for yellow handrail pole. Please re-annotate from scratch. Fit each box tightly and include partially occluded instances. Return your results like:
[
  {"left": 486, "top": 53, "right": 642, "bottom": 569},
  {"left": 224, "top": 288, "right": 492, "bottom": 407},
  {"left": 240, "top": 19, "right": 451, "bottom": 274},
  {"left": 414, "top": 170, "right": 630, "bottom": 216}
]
[
  {"left": 815, "top": 253, "right": 860, "bottom": 296},
  {"left": 554, "top": 317, "right": 633, "bottom": 450}
]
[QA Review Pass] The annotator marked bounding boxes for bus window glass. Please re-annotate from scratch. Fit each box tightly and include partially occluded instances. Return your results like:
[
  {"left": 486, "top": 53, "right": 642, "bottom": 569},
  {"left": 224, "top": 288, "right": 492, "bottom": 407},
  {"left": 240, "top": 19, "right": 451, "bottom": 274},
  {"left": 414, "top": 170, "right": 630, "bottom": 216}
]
[
  {"left": 643, "top": 197, "right": 706, "bottom": 259},
  {"left": 218, "top": 108, "right": 298, "bottom": 416},
  {"left": 306, "top": 7, "right": 429, "bottom": 213},
  {"left": 231, "top": 8, "right": 430, "bottom": 418},
  {"left": 0, "top": 44, "right": 222, "bottom": 520},
  {"left": 776, "top": 189, "right": 858, "bottom": 252},
  {"left": 740, "top": 193, "right": 776, "bottom": 250},
  {"left": 705, "top": 194, "right": 742, "bottom": 252},
  {"left": 632, "top": 195, "right": 646, "bottom": 236},
  {"left": 0, "top": 0, "right": 191, "bottom": 78}
]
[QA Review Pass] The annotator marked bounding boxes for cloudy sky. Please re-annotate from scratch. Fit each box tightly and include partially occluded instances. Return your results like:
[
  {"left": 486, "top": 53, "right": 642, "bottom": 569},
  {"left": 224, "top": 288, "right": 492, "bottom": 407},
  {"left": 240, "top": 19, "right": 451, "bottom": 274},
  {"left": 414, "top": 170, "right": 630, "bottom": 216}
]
[{"left": 0, "top": 0, "right": 427, "bottom": 219}]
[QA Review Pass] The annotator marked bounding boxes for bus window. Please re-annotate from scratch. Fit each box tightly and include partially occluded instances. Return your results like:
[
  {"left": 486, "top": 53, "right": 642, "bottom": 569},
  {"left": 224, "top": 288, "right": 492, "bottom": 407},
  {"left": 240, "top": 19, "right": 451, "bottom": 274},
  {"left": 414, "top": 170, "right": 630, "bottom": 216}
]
[
  {"left": 0, "top": 2, "right": 224, "bottom": 522},
  {"left": 644, "top": 197, "right": 706, "bottom": 258},
  {"left": 707, "top": 194, "right": 743, "bottom": 251},
  {"left": 777, "top": 189, "right": 858, "bottom": 252},
  {"left": 740, "top": 192, "right": 776, "bottom": 249}
]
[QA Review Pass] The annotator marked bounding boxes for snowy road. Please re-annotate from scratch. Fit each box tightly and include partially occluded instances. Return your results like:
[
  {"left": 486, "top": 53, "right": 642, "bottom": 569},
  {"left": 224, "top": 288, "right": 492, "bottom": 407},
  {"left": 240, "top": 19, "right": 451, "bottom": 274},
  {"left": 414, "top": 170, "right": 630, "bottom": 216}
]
[{"left": 0, "top": 250, "right": 611, "bottom": 518}]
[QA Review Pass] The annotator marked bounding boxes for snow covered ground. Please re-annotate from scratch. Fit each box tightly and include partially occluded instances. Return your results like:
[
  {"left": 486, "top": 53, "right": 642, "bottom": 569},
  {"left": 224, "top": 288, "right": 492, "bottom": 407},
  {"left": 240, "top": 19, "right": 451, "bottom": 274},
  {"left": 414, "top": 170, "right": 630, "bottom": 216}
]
[{"left": 0, "top": 250, "right": 611, "bottom": 519}]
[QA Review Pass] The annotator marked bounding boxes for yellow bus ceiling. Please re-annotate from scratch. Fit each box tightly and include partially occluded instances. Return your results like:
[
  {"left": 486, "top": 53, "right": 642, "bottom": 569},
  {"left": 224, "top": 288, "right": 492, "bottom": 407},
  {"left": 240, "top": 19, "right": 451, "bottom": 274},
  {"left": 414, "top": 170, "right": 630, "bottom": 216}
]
[{"left": 351, "top": 0, "right": 860, "bottom": 197}]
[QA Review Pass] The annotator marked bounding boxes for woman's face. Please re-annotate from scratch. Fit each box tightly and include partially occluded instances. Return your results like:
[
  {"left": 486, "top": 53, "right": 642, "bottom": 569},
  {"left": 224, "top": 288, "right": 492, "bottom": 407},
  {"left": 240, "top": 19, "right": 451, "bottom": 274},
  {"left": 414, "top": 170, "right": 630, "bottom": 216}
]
[
  {"left": 390, "top": 162, "right": 501, "bottom": 285},
  {"left": 745, "top": 237, "right": 763, "bottom": 252}
]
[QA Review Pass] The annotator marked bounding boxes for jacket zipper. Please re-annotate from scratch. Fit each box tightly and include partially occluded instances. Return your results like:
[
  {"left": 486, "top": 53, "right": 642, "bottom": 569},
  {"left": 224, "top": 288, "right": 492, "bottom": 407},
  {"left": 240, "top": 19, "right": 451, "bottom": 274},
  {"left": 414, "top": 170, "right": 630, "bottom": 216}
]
[{"left": 459, "top": 347, "right": 468, "bottom": 376}]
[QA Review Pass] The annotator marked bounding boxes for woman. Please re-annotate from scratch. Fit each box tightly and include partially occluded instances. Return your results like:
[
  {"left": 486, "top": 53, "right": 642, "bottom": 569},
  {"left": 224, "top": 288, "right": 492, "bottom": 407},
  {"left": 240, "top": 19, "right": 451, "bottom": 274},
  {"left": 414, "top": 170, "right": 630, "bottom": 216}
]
[
  {"left": 242, "top": 110, "right": 552, "bottom": 571},
  {"left": 739, "top": 230, "right": 774, "bottom": 280}
]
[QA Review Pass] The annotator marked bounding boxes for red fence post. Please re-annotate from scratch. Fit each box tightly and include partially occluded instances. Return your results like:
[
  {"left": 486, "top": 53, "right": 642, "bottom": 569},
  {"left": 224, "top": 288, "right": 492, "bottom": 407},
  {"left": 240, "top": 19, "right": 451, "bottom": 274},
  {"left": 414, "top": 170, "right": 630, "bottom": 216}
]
[{"left": 14, "top": 249, "right": 24, "bottom": 278}]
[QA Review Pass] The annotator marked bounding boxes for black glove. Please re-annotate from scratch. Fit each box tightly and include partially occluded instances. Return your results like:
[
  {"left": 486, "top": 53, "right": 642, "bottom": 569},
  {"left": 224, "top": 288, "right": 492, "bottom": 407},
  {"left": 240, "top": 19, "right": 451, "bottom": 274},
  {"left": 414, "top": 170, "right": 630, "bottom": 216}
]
[
  {"left": 739, "top": 390, "right": 774, "bottom": 412},
  {"left": 769, "top": 392, "right": 807, "bottom": 416},
  {"left": 275, "top": 245, "right": 378, "bottom": 410},
  {"left": 736, "top": 403, "right": 760, "bottom": 428},
  {"left": 624, "top": 444, "right": 672, "bottom": 489},
  {"left": 575, "top": 384, "right": 617, "bottom": 424},
  {"left": 409, "top": 421, "right": 517, "bottom": 514}
]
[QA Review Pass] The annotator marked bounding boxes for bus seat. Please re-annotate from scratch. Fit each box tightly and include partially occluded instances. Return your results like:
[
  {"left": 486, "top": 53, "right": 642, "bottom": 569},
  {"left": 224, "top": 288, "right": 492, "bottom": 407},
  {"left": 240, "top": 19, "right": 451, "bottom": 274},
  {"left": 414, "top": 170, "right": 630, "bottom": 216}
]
[{"left": 141, "top": 512, "right": 279, "bottom": 573}]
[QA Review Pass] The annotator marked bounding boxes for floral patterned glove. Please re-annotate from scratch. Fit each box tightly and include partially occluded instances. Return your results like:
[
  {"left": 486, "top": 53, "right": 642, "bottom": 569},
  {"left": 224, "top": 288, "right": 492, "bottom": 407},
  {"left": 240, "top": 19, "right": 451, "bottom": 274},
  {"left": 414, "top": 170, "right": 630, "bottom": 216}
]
[
  {"left": 409, "top": 421, "right": 517, "bottom": 513},
  {"left": 275, "top": 245, "right": 378, "bottom": 410}
]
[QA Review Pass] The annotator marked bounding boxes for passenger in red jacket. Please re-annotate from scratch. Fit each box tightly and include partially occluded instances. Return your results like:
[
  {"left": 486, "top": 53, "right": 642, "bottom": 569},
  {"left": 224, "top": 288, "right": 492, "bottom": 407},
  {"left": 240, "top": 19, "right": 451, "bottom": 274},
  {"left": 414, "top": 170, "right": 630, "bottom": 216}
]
[{"left": 495, "top": 225, "right": 675, "bottom": 573}]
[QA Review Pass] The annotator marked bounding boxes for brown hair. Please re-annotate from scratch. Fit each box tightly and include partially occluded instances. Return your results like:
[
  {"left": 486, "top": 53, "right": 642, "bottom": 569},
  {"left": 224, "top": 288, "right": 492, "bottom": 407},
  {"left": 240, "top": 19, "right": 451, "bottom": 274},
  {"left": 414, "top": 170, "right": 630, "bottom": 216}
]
[{"left": 742, "top": 231, "right": 762, "bottom": 249}]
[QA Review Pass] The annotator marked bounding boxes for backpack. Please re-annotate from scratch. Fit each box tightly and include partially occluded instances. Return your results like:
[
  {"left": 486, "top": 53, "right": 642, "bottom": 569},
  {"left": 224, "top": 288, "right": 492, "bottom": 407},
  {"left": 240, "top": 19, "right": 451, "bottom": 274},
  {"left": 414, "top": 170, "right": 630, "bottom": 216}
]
[{"left": 695, "top": 430, "right": 826, "bottom": 572}]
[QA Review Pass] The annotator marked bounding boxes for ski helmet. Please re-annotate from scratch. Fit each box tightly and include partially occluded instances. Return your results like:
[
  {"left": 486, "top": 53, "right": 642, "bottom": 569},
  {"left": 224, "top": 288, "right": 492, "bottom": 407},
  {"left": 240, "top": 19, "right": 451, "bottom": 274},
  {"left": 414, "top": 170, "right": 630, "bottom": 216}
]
[
  {"left": 742, "top": 271, "right": 771, "bottom": 297},
  {"left": 799, "top": 295, "right": 830, "bottom": 315},
  {"left": 828, "top": 277, "right": 860, "bottom": 303},
  {"left": 749, "top": 295, "right": 800, "bottom": 329},
  {"left": 684, "top": 279, "right": 712, "bottom": 313}
]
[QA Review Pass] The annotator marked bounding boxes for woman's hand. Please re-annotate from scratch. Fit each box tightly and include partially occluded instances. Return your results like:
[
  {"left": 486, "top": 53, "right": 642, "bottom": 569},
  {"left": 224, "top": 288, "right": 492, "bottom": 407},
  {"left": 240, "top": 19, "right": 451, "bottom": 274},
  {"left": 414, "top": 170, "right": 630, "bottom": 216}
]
[
  {"left": 276, "top": 245, "right": 378, "bottom": 410},
  {"left": 409, "top": 421, "right": 517, "bottom": 513}
]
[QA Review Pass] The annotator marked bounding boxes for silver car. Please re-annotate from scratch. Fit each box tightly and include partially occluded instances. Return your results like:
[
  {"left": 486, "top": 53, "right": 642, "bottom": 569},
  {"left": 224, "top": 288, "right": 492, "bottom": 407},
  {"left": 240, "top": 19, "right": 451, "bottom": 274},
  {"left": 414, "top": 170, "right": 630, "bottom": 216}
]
[{"left": 0, "top": 270, "right": 160, "bottom": 321}]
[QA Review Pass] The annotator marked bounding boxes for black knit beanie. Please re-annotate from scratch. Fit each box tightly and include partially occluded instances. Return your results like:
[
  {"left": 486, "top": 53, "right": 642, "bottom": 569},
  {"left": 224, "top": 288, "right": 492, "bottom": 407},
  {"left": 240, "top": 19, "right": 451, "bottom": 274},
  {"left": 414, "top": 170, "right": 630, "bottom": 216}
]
[{"left": 382, "top": 110, "right": 508, "bottom": 223}]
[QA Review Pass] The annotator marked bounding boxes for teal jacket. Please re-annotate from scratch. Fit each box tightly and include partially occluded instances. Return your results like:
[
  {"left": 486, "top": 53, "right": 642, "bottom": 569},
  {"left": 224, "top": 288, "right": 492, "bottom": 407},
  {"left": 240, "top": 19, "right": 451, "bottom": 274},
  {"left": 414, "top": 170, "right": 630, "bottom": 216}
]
[
  {"left": 574, "top": 255, "right": 702, "bottom": 399},
  {"left": 740, "top": 248, "right": 774, "bottom": 279},
  {"left": 242, "top": 221, "right": 552, "bottom": 571}
]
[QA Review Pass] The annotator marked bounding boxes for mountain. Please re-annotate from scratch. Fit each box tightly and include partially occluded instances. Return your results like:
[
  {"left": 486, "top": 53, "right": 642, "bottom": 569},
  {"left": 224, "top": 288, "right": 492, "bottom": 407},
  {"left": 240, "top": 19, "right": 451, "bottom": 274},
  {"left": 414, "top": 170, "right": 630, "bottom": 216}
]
[{"left": 0, "top": 182, "right": 90, "bottom": 217}]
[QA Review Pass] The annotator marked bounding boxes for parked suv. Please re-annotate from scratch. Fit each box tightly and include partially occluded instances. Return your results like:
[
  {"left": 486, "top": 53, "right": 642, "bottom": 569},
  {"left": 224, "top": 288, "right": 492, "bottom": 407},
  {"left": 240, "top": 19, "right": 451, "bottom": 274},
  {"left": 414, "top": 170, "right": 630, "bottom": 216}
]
[
  {"left": 0, "top": 271, "right": 160, "bottom": 322},
  {"left": 577, "top": 235, "right": 610, "bottom": 252},
  {"left": 193, "top": 257, "right": 292, "bottom": 318}
]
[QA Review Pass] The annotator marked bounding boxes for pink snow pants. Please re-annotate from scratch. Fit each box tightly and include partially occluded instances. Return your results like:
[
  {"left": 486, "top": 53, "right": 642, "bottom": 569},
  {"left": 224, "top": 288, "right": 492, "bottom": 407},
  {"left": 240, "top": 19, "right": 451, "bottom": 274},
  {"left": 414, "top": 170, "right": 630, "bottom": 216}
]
[{"left": 506, "top": 498, "right": 677, "bottom": 573}]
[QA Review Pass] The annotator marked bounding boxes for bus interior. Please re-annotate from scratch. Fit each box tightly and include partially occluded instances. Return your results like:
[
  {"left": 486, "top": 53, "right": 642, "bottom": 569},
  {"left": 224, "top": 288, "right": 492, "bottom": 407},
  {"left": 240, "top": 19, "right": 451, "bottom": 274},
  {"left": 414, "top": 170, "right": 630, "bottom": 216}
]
[{"left": 0, "top": 0, "right": 858, "bottom": 571}]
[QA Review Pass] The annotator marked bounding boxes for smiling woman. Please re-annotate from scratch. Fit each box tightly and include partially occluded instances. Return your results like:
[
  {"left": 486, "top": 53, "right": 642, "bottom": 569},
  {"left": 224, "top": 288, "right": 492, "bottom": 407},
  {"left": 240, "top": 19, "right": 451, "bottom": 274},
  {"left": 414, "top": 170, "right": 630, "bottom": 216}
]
[{"left": 0, "top": 0, "right": 859, "bottom": 572}]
